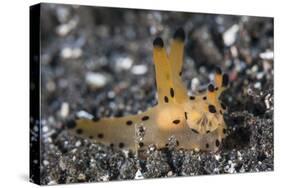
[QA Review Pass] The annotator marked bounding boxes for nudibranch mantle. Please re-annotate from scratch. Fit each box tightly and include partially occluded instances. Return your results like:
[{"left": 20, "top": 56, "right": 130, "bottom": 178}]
[{"left": 67, "top": 28, "right": 229, "bottom": 152}]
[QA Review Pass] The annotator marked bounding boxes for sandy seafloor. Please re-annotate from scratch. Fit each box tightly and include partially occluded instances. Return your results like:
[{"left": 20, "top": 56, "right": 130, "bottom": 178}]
[{"left": 31, "top": 3, "right": 273, "bottom": 185}]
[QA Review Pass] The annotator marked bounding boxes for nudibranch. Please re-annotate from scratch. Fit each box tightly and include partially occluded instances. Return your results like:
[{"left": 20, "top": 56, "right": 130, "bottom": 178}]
[{"left": 67, "top": 28, "right": 229, "bottom": 152}]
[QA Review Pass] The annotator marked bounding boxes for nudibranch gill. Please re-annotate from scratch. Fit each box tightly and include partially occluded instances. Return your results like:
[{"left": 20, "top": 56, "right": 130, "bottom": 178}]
[{"left": 67, "top": 28, "right": 229, "bottom": 152}]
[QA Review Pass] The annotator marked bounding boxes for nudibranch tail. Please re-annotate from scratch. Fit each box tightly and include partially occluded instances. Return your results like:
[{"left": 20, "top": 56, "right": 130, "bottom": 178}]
[{"left": 66, "top": 107, "right": 158, "bottom": 151}]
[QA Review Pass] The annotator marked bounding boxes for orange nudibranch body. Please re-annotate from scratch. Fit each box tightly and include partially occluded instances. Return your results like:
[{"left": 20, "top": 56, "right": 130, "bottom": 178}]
[{"left": 67, "top": 28, "right": 229, "bottom": 152}]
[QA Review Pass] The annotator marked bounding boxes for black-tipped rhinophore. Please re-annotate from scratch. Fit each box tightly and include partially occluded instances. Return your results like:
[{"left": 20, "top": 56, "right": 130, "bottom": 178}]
[
  {"left": 66, "top": 119, "right": 76, "bottom": 129},
  {"left": 153, "top": 37, "right": 164, "bottom": 48},
  {"left": 208, "top": 84, "right": 215, "bottom": 92},
  {"left": 215, "top": 66, "right": 222, "bottom": 74},
  {"left": 222, "top": 74, "right": 229, "bottom": 87},
  {"left": 173, "top": 27, "right": 185, "bottom": 41}
]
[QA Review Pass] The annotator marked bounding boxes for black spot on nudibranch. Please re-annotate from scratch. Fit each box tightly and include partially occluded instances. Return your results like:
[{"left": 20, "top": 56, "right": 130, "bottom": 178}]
[
  {"left": 97, "top": 133, "right": 104, "bottom": 139},
  {"left": 184, "top": 112, "right": 188, "bottom": 120},
  {"left": 153, "top": 37, "right": 164, "bottom": 48},
  {"left": 164, "top": 96, "right": 169, "bottom": 103},
  {"left": 208, "top": 105, "right": 217, "bottom": 113},
  {"left": 206, "top": 143, "right": 209, "bottom": 148},
  {"left": 76, "top": 129, "right": 83, "bottom": 134},
  {"left": 223, "top": 128, "right": 227, "bottom": 134},
  {"left": 89, "top": 135, "right": 93, "bottom": 139},
  {"left": 173, "top": 119, "right": 180, "bottom": 124},
  {"left": 173, "top": 27, "right": 185, "bottom": 41},
  {"left": 191, "top": 129, "right": 199, "bottom": 134},
  {"left": 179, "top": 71, "right": 182, "bottom": 76},
  {"left": 189, "top": 96, "right": 195, "bottom": 100},
  {"left": 142, "top": 116, "right": 149, "bottom": 121},
  {"left": 126, "top": 120, "right": 133, "bottom": 126},
  {"left": 215, "top": 139, "right": 220, "bottom": 147},
  {"left": 170, "top": 88, "right": 174, "bottom": 98},
  {"left": 110, "top": 143, "right": 114, "bottom": 148},
  {"left": 203, "top": 96, "right": 207, "bottom": 100},
  {"left": 119, "top": 142, "right": 125, "bottom": 148}
]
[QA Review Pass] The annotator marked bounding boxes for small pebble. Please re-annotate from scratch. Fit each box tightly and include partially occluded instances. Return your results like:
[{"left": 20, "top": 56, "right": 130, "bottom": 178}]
[
  {"left": 131, "top": 65, "right": 148, "bottom": 75},
  {"left": 59, "top": 159, "right": 66, "bottom": 170},
  {"left": 230, "top": 46, "right": 238, "bottom": 57},
  {"left": 85, "top": 72, "right": 108, "bottom": 89},
  {"left": 259, "top": 51, "right": 274, "bottom": 60},
  {"left": 107, "top": 91, "right": 116, "bottom": 99},
  {"left": 167, "top": 171, "right": 173, "bottom": 176},
  {"left": 46, "top": 81, "right": 56, "bottom": 92},
  {"left": 60, "top": 47, "right": 72, "bottom": 58},
  {"left": 76, "top": 110, "right": 93, "bottom": 119},
  {"left": 254, "top": 82, "right": 261, "bottom": 89},
  {"left": 115, "top": 56, "right": 133, "bottom": 71},
  {"left": 43, "top": 160, "right": 49, "bottom": 166},
  {"left": 100, "top": 175, "right": 109, "bottom": 181},
  {"left": 60, "top": 102, "right": 69, "bottom": 118},
  {"left": 78, "top": 173, "right": 86, "bottom": 181},
  {"left": 214, "top": 154, "right": 221, "bottom": 161},
  {"left": 256, "top": 72, "right": 264, "bottom": 80},
  {"left": 191, "top": 78, "right": 200, "bottom": 92},
  {"left": 134, "top": 169, "right": 144, "bottom": 179},
  {"left": 60, "top": 47, "right": 82, "bottom": 59},
  {"left": 56, "top": 19, "right": 78, "bottom": 36},
  {"left": 47, "top": 180, "right": 57, "bottom": 185},
  {"left": 223, "top": 24, "right": 239, "bottom": 46},
  {"left": 75, "top": 141, "right": 81, "bottom": 147},
  {"left": 42, "top": 126, "right": 49, "bottom": 133}
]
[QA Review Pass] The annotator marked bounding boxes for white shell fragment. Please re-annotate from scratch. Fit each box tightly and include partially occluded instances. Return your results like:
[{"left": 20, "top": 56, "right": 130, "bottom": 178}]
[
  {"left": 131, "top": 65, "right": 148, "bottom": 75},
  {"left": 85, "top": 72, "right": 108, "bottom": 89},
  {"left": 223, "top": 24, "right": 239, "bottom": 46},
  {"left": 259, "top": 51, "right": 274, "bottom": 60}
]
